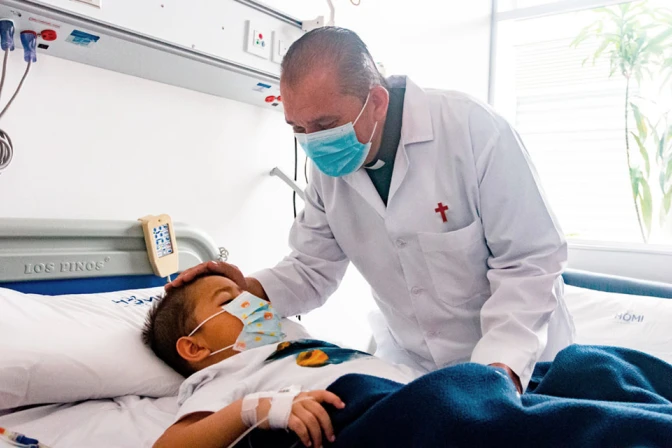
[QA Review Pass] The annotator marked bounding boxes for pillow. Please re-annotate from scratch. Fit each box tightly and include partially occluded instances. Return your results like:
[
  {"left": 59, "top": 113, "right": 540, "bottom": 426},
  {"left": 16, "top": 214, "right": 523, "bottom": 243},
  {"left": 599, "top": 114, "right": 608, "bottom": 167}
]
[
  {"left": 0, "top": 286, "right": 314, "bottom": 411},
  {"left": 564, "top": 285, "right": 672, "bottom": 364},
  {"left": 0, "top": 286, "right": 182, "bottom": 410}
]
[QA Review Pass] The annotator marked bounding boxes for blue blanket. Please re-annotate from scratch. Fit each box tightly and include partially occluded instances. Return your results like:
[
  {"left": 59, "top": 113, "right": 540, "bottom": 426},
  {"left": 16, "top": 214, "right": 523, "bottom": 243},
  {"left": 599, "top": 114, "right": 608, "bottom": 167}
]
[{"left": 242, "top": 345, "right": 672, "bottom": 447}]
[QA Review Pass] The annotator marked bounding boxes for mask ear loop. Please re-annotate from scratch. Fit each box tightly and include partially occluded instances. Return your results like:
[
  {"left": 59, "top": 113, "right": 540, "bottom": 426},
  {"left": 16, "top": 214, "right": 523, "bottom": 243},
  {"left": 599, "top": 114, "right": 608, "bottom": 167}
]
[
  {"left": 367, "top": 121, "right": 378, "bottom": 143},
  {"left": 187, "top": 309, "right": 226, "bottom": 337},
  {"left": 353, "top": 93, "right": 371, "bottom": 126},
  {"left": 208, "top": 343, "right": 235, "bottom": 357},
  {"left": 353, "top": 92, "right": 378, "bottom": 144}
]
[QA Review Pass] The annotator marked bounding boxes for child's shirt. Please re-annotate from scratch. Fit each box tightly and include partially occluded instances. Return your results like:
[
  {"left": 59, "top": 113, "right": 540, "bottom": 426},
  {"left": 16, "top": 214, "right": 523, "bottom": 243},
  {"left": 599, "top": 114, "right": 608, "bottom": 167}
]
[{"left": 176, "top": 338, "right": 417, "bottom": 421}]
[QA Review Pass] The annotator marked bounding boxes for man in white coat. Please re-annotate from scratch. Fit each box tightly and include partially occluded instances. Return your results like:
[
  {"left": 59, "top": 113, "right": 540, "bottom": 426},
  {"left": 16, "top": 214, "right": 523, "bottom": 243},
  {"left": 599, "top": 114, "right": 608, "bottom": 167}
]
[{"left": 170, "top": 27, "right": 574, "bottom": 392}]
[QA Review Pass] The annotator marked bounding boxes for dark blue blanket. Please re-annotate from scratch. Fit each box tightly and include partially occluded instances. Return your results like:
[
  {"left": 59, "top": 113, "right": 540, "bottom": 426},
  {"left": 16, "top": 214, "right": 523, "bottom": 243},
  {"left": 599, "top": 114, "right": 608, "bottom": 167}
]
[{"left": 243, "top": 345, "right": 672, "bottom": 447}]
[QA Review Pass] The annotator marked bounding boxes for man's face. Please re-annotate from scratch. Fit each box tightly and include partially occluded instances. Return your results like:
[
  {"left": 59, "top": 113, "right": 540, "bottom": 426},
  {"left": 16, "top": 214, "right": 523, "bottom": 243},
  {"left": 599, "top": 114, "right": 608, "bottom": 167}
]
[{"left": 281, "top": 68, "right": 387, "bottom": 165}]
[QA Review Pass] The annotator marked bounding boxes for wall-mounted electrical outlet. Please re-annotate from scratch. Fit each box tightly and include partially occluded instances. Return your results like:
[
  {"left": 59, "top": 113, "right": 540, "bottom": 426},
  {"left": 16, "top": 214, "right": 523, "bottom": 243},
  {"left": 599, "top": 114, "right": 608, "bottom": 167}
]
[
  {"left": 71, "top": 0, "right": 102, "bottom": 8},
  {"left": 271, "top": 30, "right": 293, "bottom": 64},
  {"left": 245, "top": 20, "right": 270, "bottom": 60}
]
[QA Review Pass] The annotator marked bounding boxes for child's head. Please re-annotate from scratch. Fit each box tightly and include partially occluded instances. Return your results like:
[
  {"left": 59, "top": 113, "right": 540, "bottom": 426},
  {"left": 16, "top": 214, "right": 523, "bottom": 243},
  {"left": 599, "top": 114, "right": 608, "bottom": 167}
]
[{"left": 142, "top": 275, "right": 245, "bottom": 377}]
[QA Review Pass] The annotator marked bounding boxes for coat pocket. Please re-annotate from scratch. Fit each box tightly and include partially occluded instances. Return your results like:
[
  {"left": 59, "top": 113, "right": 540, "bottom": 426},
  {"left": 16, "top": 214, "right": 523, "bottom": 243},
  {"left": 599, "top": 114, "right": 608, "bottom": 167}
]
[{"left": 417, "top": 220, "right": 491, "bottom": 306}]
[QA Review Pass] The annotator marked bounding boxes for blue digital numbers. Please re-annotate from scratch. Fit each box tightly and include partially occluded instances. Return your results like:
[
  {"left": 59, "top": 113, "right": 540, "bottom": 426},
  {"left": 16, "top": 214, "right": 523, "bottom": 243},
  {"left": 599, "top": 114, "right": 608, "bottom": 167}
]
[{"left": 152, "top": 224, "right": 174, "bottom": 258}]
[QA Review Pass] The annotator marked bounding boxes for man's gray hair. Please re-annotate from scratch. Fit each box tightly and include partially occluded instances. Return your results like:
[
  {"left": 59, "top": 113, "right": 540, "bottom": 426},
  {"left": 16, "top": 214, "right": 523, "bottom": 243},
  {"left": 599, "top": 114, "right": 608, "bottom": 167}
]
[{"left": 281, "top": 27, "right": 387, "bottom": 101}]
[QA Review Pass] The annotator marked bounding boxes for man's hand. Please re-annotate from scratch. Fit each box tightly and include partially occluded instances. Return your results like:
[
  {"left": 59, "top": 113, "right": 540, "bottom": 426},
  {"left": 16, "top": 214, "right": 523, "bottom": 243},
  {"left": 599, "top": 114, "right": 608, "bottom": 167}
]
[
  {"left": 165, "top": 261, "right": 248, "bottom": 292},
  {"left": 490, "top": 363, "right": 522, "bottom": 394},
  {"left": 258, "top": 391, "right": 345, "bottom": 448}
]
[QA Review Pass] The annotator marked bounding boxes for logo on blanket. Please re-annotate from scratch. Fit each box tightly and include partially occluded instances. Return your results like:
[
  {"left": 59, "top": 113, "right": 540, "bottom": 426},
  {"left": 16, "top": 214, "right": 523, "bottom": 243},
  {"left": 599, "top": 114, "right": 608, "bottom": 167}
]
[
  {"left": 23, "top": 257, "right": 111, "bottom": 276},
  {"left": 614, "top": 311, "right": 644, "bottom": 323}
]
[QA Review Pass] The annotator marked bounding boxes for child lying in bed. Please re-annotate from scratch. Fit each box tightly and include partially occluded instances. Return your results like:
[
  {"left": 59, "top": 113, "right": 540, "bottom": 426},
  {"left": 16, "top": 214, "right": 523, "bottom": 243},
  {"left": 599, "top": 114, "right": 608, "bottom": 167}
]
[{"left": 143, "top": 274, "right": 414, "bottom": 448}]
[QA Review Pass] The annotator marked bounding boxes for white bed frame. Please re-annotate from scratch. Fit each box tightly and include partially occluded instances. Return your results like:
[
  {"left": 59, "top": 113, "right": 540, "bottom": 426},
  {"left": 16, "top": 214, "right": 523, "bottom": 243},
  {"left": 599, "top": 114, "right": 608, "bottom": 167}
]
[{"left": 0, "top": 218, "right": 222, "bottom": 283}]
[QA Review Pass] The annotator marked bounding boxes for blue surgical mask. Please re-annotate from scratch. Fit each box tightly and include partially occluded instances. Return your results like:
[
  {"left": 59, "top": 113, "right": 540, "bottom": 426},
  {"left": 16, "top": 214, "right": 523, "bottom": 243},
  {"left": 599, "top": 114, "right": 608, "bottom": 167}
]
[
  {"left": 295, "top": 93, "right": 378, "bottom": 177},
  {"left": 187, "top": 292, "right": 285, "bottom": 357}
]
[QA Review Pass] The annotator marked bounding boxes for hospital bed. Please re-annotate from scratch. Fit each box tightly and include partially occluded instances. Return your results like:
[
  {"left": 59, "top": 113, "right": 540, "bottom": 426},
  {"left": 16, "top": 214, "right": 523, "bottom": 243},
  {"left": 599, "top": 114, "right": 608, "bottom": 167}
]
[{"left": 0, "top": 218, "right": 671, "bottom": 448}]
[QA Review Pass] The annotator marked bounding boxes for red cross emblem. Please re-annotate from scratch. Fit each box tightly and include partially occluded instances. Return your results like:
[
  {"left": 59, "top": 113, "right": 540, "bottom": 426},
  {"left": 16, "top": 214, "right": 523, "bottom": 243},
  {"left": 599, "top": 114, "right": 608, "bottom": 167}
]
[{"left": 435, "top": 202, "right": 449, "bottom": 223}]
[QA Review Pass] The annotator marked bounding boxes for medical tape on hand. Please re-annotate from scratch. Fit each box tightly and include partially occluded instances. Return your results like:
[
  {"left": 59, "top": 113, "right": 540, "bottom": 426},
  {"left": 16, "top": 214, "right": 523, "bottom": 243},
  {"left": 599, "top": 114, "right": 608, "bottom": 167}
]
[
  {"left": 240, "top": 386, "right": 301, "bottom": 429},
  {"left": 241, "top": 393, "right": 262, "bottom": 427},
  {"left": 268, "top": 385, "right": 302, "bottom": 430}
]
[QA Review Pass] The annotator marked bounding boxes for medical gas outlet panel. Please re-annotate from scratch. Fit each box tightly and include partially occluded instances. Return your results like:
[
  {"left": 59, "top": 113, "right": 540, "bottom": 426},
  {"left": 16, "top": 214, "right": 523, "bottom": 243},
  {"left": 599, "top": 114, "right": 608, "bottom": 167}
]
[{"left": 0, "top": 0, "right": 307, "bottom": 110}]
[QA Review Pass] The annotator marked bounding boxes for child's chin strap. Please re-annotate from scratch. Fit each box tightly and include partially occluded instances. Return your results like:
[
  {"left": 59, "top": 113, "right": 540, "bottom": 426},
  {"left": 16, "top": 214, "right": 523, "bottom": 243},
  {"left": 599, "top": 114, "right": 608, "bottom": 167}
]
[{"left": 228, "top": 385, "right": 306, "bottom": 448}]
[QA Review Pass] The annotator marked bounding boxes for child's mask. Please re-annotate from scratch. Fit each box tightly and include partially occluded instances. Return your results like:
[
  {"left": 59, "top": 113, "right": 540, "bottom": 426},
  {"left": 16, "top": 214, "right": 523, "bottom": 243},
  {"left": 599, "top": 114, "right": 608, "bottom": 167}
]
[{"left": 187, "top": 291, "right": 285, "bottom": 357}]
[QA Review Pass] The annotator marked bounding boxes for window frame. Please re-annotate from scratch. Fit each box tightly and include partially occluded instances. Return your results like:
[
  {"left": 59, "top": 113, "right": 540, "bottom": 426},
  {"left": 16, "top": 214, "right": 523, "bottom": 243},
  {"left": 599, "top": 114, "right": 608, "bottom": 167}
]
[
  {"left": 486, "top": 0, "right": 672, "bottom": 256},
  {"left": 496, "top": 0, "right": 634, "bottom": 21}
]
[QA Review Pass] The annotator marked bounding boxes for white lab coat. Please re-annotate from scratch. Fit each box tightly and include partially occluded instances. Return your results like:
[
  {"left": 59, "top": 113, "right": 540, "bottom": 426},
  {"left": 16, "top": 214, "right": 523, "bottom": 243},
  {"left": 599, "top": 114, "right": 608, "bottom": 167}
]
[{"left": 255, "top": 77, "right": 575, "bottom": 389}]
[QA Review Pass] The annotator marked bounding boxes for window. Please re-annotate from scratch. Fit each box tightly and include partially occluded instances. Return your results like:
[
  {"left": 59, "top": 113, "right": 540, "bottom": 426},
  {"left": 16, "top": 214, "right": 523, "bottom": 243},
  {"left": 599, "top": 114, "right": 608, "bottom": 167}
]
[{"left": 493, "top": 0, "right": 672, "bottom": 245}]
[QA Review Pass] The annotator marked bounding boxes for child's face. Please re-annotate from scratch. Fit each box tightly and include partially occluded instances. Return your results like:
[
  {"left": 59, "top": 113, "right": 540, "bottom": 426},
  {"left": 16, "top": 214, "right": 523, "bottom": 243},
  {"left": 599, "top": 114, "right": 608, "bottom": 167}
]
[{"left": 187, "top": 275, "right": 245, "bottom": 360}]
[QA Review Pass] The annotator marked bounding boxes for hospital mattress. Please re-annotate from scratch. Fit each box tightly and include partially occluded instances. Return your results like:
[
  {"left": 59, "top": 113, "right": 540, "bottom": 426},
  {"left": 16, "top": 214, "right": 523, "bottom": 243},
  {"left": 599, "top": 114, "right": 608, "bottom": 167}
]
[
  {"left": 564, "top": 284, "right": 672, "bottom": 364},
  {"left": 1, "top": 282, "right": 671, "bottom": 448},
  {"left": 0, "top": 396, "right": 177, "bottom": 448}
]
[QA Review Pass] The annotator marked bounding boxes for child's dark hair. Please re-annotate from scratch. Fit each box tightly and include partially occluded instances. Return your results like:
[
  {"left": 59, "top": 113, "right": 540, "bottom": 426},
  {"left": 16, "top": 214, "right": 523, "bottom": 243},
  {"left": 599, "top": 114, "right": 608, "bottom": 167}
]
[{"left": 142, "top": 285, "right": 197, "bottom": 377}]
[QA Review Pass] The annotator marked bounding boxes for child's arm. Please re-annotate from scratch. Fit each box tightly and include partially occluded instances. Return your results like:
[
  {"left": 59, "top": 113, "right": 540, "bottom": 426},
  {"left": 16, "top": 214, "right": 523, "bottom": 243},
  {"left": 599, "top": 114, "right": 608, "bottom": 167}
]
[
  {"left": 153, "top": 400, "right": 245, "bottom": 448},
  {"left": 153, "top": 390, "right": 345, "bottom": 448}
]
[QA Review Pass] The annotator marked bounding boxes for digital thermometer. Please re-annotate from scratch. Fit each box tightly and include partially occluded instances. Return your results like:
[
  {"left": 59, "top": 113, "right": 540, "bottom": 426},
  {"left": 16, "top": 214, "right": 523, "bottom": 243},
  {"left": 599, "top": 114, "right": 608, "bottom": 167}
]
[{"left": 138, "top": 214, "right": 179, "bottom": 279}]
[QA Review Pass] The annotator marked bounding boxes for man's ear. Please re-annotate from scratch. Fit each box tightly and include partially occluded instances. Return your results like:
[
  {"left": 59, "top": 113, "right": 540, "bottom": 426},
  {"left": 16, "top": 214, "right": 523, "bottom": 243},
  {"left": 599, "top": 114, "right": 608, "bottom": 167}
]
[
  {"left": 370, "top": 85, "right": 390, "bottom": 122},
  {"left": 176, "top": 336, "right": 211, "bottom": 364}
]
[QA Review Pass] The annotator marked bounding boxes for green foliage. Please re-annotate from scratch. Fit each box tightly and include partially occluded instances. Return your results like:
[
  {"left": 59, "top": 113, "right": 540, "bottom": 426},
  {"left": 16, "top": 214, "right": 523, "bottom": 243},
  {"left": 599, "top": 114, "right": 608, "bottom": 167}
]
[
  {"left": 630, "top": 167, "right": 653, "bottom": 236},
  {"left": 631, "top": 132, "right": 650, "bottom": 177},
  {"left": 573, "top": 1, "right": 672, "bottom": 241},
  {"left": 660, "top": 124, "right": 672, "bottom": 225}
]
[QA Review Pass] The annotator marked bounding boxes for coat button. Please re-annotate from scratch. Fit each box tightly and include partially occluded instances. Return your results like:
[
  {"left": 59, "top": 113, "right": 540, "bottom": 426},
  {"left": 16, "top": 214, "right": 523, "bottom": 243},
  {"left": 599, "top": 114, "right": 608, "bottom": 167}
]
[
  {"left": 395, "top": 238, "right": 407, "bottom": 248},
  {"left": 411, "top": 287, "right": 424, "bottom": 296}
]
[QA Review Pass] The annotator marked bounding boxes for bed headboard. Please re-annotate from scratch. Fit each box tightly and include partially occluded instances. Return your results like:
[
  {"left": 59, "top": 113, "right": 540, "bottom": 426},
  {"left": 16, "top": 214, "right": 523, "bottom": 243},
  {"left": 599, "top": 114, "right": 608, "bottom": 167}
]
[{"left": 0, "top": 218, "right": 222, "bottom": 295}]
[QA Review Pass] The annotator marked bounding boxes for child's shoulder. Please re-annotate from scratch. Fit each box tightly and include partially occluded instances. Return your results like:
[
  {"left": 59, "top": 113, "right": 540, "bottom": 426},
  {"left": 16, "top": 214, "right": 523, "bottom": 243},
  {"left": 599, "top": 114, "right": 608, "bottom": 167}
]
[{"left": 177, "top": 344, "right": 279, "bottom": 405}]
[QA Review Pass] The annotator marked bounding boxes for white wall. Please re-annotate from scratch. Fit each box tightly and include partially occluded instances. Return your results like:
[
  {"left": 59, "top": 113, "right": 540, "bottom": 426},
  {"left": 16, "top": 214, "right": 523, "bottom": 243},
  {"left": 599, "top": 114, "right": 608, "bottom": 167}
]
[
  {"left": 0, "top": 52, "right": 295, "bottom": 274},
  {"left": 338, "top": 0, "right": 492, "bottom": 99},
  {"left": 276, "top": 0, "right": 493, "bottom": 100}
]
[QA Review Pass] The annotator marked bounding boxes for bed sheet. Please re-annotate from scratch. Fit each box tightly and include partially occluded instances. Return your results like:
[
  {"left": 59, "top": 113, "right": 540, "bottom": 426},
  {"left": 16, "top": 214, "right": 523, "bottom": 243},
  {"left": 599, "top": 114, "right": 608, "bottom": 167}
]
[{"left": 0, "top": 396, "right": 177, "bottom": 448}]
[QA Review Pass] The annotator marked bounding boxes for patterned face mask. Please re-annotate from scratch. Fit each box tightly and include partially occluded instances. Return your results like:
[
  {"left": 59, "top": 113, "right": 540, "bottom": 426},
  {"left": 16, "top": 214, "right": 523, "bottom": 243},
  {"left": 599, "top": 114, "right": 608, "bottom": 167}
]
[
  {"left": 187, "top": 292, "right": 285, "bottom": 357},
  {"left": 295, "top": 92, "right": 378, "bottom": 177}
]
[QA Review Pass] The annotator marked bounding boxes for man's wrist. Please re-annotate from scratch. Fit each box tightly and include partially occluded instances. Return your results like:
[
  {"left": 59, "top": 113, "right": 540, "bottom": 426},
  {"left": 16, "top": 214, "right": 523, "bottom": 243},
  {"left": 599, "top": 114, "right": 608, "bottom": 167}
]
[
  {"left": 489, "top": 363, "right": 522, "bottom": 393},
  {"left": 245, "top": 276, "right": 268, "bottom": 301}
]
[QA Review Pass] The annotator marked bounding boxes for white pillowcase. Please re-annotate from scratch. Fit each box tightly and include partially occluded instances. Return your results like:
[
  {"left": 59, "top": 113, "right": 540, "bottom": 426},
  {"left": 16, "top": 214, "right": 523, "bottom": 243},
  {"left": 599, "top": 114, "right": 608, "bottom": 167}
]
[
  {"left": 0, "top": 286, "right": 314, "bottom": 411},
  {"left": 564, "top": 285, "right": 672, "bottom": 364},
  {"left": 0, "top": 286, "right": 183, "bottom": 410}
]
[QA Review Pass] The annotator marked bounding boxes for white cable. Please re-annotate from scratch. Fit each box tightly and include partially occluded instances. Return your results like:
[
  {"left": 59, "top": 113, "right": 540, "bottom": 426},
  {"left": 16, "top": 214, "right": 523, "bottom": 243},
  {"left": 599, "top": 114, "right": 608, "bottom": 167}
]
[
  {"left": 0, "top": 61, "right": 30, "bottom": 120},
  {"left": 0, "top": 49, "right": 9, "bottom": 102},
  {"left": 0, "top": 51, "right": 18, "bottom": 176},
  {"left": 350, "top": 0, "right": 361, "bottom": 5},
  {"left": 226, "top": 397, "right": 316, "bottom": 448},
  {"left": 0, "top": 128, "right": 12, "bottom": 174}
]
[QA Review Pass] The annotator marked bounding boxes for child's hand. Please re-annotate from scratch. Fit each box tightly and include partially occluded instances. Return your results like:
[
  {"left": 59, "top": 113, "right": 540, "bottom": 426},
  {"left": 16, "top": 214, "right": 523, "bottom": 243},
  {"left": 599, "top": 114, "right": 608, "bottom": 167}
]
[
  {"left": 288, "top": 391, "right": 345, "bottom": 448},
  {"left": 259, "top": 390, "right": 345, "bottom": 448}
]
